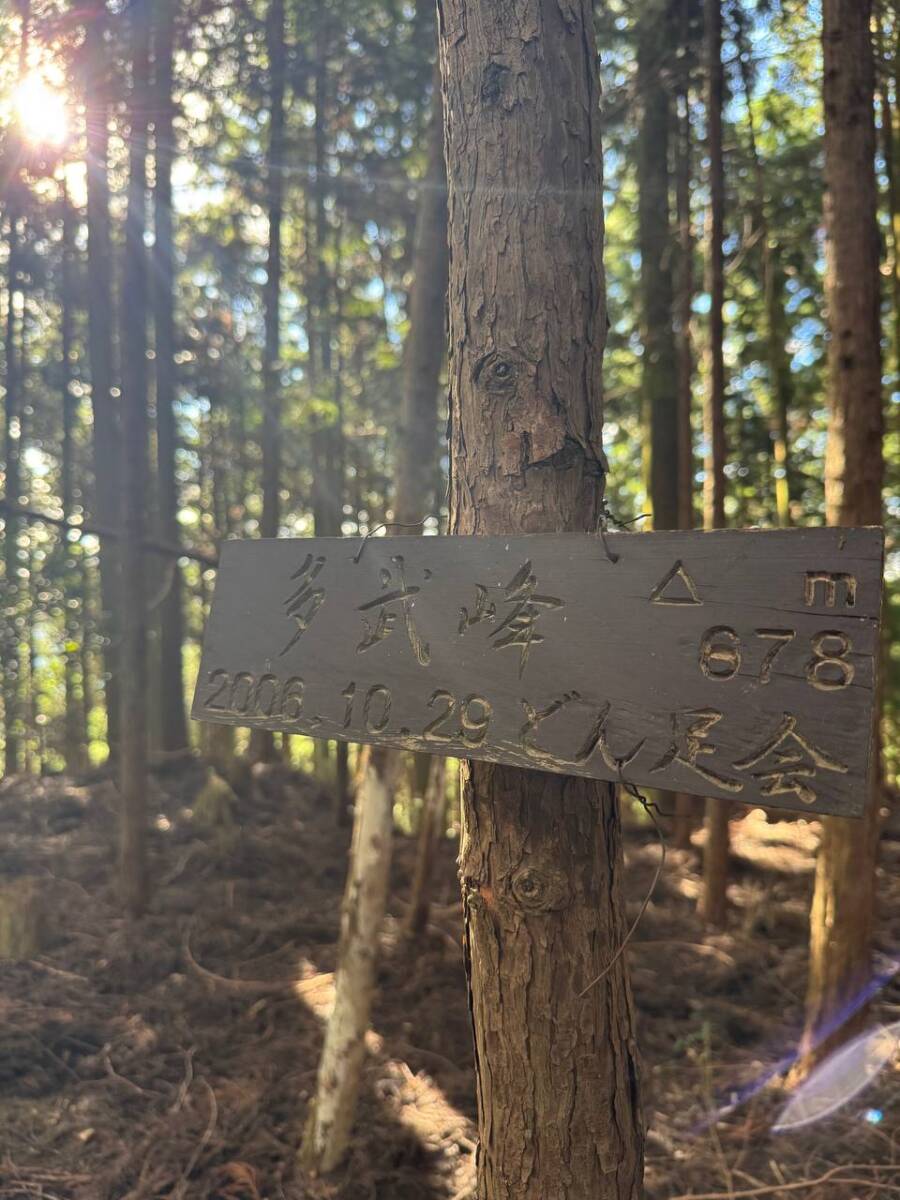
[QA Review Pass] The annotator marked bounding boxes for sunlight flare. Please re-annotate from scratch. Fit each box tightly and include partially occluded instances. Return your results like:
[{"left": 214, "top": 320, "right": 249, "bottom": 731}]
[{"left": 14, "top": 72, "right": 68, "bottom": 147}]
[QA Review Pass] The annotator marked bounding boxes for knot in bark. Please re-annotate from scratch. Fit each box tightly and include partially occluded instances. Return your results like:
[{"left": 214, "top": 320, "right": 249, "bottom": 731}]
[
  {"left": 510, "top": 864, "right": 569, "bottom": 913},
  {"left": 480, "top": 61, "right": 509, "bottom": 105},
  {"left": 473, "top": 349, "right": 521, "bottom": 396}
]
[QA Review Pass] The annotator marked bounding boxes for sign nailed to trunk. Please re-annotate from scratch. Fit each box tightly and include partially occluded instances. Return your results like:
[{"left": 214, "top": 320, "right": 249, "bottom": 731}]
[{"left": 192, "top": 527, "right": 883, "bottom": 818}]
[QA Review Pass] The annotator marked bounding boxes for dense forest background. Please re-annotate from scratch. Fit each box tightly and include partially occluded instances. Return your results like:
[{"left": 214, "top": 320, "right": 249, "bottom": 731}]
[
  {"left": 0, "top": 0, "right": 899, "bottom": 1197},
  {"left": 0, "top": 0, "right": 897, "bottom": 781}
]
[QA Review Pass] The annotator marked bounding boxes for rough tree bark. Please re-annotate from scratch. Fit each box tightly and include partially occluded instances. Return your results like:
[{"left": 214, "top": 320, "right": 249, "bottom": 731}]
[
  {"left": 439, "top": 2, "right": 644, "bottom": 1196},
  {"left": 84, "top": 0, "right": 121, "bottom": 757},
  {"left": 119, "top": 0, "right": 152, "bottom": 917},
  {"left": 700, "top": 0, "right": 730, "bottom": 929},
  {"left": 152, "top": 0, "right": 189, "bottom": 751},
  {"left": 801, "top": 0, "right": 884, "bottom": 1067}
]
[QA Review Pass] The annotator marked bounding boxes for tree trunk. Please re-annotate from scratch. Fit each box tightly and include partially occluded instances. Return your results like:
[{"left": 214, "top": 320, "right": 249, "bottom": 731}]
[
  {"left": 152, "top": 0, "right": 189, "bottom": 751},
  {"left": 439, "top": 2, "right": 644, "bottom": 1195},
  {"left": 876, "top": 2, "right": 900, "bottom": 378},
  {"left": 675, "top": 77, "right": 694, "bottom": 537},
  {"left": 404, "top": 755, "right": 446, "bottom": 938},
  {"left": 638, "top": 3, "right": 678, "bottom": 534},
  {"left": 249, "top": 0, "right": 286, "bottom": 765},
  {"left": 299, "top": 748, "right": 400, "bottom": 1173},
  {"left": 60, "top": 179, "right": 86, "bottom": 772},
  {"left": 701, "top": 0, "right": 730, "bottom": 929},
  {"left": 703, "top": 0, "right": 726, "bottom": 532},
  {"left": 119, "top": 0, "right": 152, "bottom": 918},
  {"left": 735, "top": 26, "right": 794, "bottom": 528},
  {"left": 3, "top": 201, "right": 23, "bottom": 776},
  {"left": 395, "top": 70, "right": 450, "bottom": 930},
  {"left": 300, "top": 44, "right": 447, "bottom": 1167},
  {"left": 394, "top": 71, "right": 448, "bottom": 527},
  {"left": 84, "top": 0, "right": 121, "bottom": 758},
  {"left": 801, "top": 0, "right": 884, "bottom": 1068}
]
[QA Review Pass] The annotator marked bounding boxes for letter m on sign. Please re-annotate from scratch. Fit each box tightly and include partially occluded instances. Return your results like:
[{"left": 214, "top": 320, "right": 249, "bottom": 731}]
[{"left": 804, "top": 572, "right": 856, "bottom": 609}]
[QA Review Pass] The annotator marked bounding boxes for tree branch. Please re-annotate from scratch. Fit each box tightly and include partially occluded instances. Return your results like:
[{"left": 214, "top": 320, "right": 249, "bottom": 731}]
[{"left": 0, "top": 498, "right": 219, "bottom": 567}]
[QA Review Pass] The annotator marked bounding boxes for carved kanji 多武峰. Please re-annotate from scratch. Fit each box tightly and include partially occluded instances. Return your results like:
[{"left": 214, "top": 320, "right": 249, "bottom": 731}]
[
  {"left": 279, "top": 553, "right": 327, "bottom": 656},
  {"left": 357, "top": 555, "right": 431, "bottom": 666}
]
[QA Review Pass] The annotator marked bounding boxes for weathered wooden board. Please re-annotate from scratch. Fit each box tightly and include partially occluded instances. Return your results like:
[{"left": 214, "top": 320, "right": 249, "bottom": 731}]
[{"left": 191, "top": 528, "right": 884, "bottom": 818}]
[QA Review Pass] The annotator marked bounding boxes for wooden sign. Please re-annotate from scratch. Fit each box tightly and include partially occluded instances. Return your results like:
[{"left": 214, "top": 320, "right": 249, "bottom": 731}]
[{"left": 192, "top": 528, "right": 883, "bottom": 818}]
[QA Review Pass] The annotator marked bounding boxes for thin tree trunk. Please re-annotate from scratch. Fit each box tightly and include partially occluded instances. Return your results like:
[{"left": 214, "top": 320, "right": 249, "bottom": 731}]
[
  {"left": 79, "top": 554, "right": 96, "bottom": 757},
  {"left": 60, "top": 179, "right": 85, "bottom": 772},
  {"left": 394, "top": 71, "right": 448, "bottom": 528},
  {"left": 299, "top": 747, "right": 400, "bottom": 1173},
  {"left": 300, "top": 45, "right": 447, "bottom": 1169},
  {"left": 801, "top": 0, "right": 884, "bottom": 1069},
  {"left": 404, "top": 755, "right": 446, "bottom": 938},
  {"left": 673, "top": 88, "right": 696, "bottom": 847},
  {"left": 638, "top": 3, "right": 678, "bottom": 533},
  {"left": 308, "top": 28, "right": 347, "bottom": 787},
  {"left": 119, "top": 0, "right": 152, "bottom": 918},
  {"left": 249, "top": 0, "right": 286, "bottom": 764},
  {"left": 736, "top": 25, "right": 793, "bottom": 528},
  {"left": 701, "top": 0, "right": 730, "bottom": 929},
  {"left": 84, "top": 0, "right": 121, "bottom": 757},
  {"left": 675, "top": 88, "right": 694, "bottom": 536},
  {"left": 876, "top": 1, "right": 900, "bottom": 378},
  {"left": 703, "top": 0, "right": 726, "bottom": 531},
  {"left": 395, "top": 69, "right": 449, "bottom": 929},
  {"left": 2, "top": 5, "right": 28, "bottom": 775},
  {"left": 152, "top": 0, "right": 189, "bottom": 751},
  {"left": 4, "top": 203, "right": 23, "bottom": 776},
  {"left": 439, "top": 2, "right": 644, "bottom": 1195}
]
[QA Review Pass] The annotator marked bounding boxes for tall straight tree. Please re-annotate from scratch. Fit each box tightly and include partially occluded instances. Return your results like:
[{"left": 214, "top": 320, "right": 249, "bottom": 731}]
[
  {"left": 802, "top": 0, "right": 884, "bottom": 1064},
  {"left": 119, "top": 0, "right": 152, "bottom": 917},
  {"left": 250, "top": 0, "right": 286, "bottom": 764},
  {"left": 152, "top": 0, "right": 189, "bottom": 751},
  {"left": 84, "top": 0, "right": 121, "bottom": 755},
  {"left": 2, "top": 0, "right": 29, "bottom": 774},
  {"left": 60, "top": 178, "right": 85, "bottom": 771},
  {"left": 395, "top": 70, "right": 449, "bottom": 937},
  {"left": 637, "top": 0, "right": 678, "bottom": 534},
  {"left": 439, "top": 2, "right": 644, "bottom": 1196},
  {"left": 394, "top": 70, "right": 448, "bottom": 528},
  {"left": 700, "top": 0, "right": 730, "bottom": 928},
  {"left": 3, "top": 189, "right": 23, "bottom": 775},
  {"left": 673, "top": 27, "right": 699, "bottom": 848},
  {"left": 300, "top": 52, "right": 449, "bottom": 1168},
  {"left": 735, "top": 20, "right": 793, "bottom": 527}
]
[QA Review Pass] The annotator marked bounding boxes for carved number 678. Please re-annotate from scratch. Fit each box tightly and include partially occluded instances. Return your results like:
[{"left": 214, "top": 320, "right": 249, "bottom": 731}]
[{"left": 698, "top": 627, "right": 854, "bottom": 691}]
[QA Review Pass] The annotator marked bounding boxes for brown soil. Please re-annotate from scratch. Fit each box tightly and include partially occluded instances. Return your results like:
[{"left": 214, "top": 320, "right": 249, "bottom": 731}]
[{"left": 0, "top": 762, "right": 897, "bottom": 1199}]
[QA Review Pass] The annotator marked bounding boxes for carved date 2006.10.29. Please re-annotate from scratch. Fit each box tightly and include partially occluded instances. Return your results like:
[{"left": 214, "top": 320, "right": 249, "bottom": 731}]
[
  {"left": 199, "top": 660, "right": 853, "bottom": 808},
  {"left": 202, "top": 667, "right": 493, "bottom": 747}
]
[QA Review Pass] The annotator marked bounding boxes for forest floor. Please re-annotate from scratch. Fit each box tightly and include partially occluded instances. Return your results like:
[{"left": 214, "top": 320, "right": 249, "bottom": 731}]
[{"left": 0, "top": 760, "right": 898, "bottom": 1200}]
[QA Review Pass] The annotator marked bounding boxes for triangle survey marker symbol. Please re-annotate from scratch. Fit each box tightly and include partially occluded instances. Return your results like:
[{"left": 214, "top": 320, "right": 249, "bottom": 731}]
[{"left": 649, "top": 560, "right": 702, "bottom": 606}]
